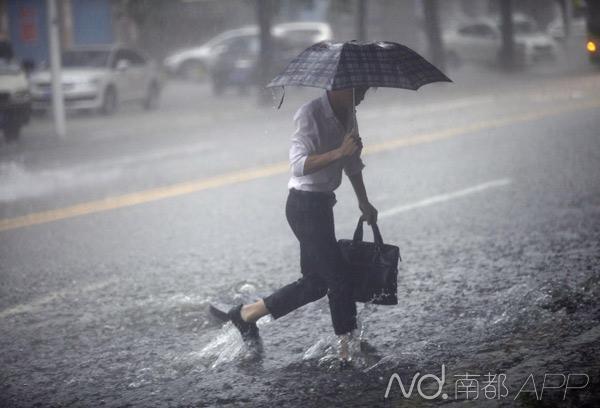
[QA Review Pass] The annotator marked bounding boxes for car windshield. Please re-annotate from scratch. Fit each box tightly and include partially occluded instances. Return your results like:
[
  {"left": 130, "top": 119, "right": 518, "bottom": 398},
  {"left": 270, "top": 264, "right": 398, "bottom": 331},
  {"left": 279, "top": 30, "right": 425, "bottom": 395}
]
[
  {"left": 204, "top": 33, "right": 232, "bottom": 49},
  {"left": 204, "top": 30, "right": 254, "bottom": 50},
  {"left": 62, "top": 50, "right": 110, "bottom": 68}
]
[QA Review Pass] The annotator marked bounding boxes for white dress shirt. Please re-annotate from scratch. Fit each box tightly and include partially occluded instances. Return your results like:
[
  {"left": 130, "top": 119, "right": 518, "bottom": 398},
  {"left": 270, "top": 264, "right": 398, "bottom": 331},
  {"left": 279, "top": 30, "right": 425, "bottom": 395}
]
[{"left": 288, "top": 92, "right": 365, "bottom": 192}]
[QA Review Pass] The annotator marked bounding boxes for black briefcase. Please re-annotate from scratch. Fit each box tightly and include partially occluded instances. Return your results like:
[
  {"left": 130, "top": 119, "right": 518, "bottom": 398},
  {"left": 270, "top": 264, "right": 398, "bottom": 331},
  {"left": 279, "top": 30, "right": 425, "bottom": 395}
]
[{"left": 338, "top": 218, "right": 401, "bottom": 305}]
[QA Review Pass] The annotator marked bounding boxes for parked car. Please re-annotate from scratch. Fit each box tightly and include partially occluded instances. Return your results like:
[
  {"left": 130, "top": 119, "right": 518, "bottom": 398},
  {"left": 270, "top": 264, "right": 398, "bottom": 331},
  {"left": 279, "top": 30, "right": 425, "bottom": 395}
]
[
  {"left": 0, "top": 41, "right": 31, "bottom": 142},
  {"left": 163, "top": 21, "right": 332, "bottom": 82},
  {"left": 444, "top": 15, "right": 558, "bottom": 67},
  {"left": 30, "top": 45, "right": 162, "bottom": 115}
]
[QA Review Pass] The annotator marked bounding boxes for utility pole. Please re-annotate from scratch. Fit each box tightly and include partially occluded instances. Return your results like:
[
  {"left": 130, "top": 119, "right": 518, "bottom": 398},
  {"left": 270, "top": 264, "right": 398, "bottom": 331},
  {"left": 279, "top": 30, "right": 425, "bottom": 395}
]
[
  {"left": 47, "top": 0, "right": 66, "bottom": 138},
  {"left": 256, "top": 0, "right": 273, "bottom": 106},
  {"left": 356, "top": 0, "right": 367, "bottom": 41},
  {"left": 423, "top": 0, "right": 445, "bottom": 71},
  {"left": 499, "top": 0, "right": 516, "bottom": 70}
]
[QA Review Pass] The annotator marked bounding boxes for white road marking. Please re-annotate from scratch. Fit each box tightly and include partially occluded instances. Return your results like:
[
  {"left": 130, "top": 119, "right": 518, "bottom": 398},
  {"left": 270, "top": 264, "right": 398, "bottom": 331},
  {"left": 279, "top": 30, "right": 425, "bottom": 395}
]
[
  {"left": 378, "top": 178, "right": 512, "bottom": 219},
  {"left": 340, "top": 178, "right": 512, "bottom": 233}
]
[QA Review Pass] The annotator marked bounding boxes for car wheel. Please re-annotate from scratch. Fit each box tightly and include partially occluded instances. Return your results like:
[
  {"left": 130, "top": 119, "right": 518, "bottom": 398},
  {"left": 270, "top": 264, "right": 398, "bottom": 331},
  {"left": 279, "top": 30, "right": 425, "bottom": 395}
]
[
  {"left": 3, "top": 118, "right": 21, "bottom": 142},
  {"left": 101, "top": 86, "right": 118, "bottom": 115},
  {"left": 143, "top": 82, "right": 160, "bottom": 110},
  {"left": 180, "top": 60, "right": 205, "bottom": 82}
]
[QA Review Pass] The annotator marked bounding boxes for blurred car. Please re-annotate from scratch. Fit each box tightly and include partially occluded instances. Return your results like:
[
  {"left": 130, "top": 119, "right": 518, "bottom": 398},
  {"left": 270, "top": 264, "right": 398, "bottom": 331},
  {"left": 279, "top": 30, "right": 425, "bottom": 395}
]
[
  {"left": 163, "top": 21, "right": 332, "bottom": 82},
  {"left": 0, "top": 40, "right": 31, "bottom": 142},
  {"left": 208, "top": 35, "right": 299, "bottom": 95},
  {"left": 547, "top": 17, "right": 587, "bottom": 41},
  {"left": 165, "top": 26, "right": 257, "bottom": 82},
  {"left": 30, "top": 45, "right": 162, "bottom": 115},
  {"left": 273, "top": 21, "right": 333, "bottom": 48},
  {"left": 444, "top": 15, "right": 558, "bottom": 67},
  {"left": 208, "top": 32, "right": 260, "bottom": 95}
]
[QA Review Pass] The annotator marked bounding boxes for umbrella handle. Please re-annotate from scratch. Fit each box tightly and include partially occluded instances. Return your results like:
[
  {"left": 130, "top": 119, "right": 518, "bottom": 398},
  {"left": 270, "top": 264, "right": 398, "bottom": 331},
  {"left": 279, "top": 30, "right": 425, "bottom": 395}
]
[
  {"left": 276, "top": 86, "right": 285, "bottom": 110},
  {"left": 352, "top": 88, "right": 357, "bottom": 133}
]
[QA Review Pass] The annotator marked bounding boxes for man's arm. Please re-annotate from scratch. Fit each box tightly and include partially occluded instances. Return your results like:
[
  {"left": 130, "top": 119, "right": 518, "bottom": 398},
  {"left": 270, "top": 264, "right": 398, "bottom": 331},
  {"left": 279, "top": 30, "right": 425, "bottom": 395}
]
[
  {"left": 348, "top": 170, "right": 368, "bottom": 204},
  {"left": 302, "top": 132, "right": 361, "bottom": 175},
  {"left": 348, "top": 171, "right": 378, "bottom": 225},
  {"left": 302, "top": 149, "right": 343, "bottom": 175}
]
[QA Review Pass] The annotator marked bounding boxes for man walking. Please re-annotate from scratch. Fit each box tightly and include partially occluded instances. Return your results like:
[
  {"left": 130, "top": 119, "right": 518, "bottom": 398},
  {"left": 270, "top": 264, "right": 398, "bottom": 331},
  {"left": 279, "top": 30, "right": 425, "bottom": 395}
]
[{"left": 223, "top": 86, "right": 377, "bottom": 361}]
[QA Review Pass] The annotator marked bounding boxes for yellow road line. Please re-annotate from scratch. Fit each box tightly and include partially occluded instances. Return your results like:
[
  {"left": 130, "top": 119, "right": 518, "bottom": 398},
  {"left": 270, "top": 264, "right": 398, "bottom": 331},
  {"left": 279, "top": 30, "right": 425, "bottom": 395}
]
[
  {"left": 0, "top": 162, "right": 288, "bottom": 232},
  {"left": 364, "top": 98, "right": 600, "bottom": 154},
  {"left": 2, "top": 98, "right": 599, "bottom": 233}
]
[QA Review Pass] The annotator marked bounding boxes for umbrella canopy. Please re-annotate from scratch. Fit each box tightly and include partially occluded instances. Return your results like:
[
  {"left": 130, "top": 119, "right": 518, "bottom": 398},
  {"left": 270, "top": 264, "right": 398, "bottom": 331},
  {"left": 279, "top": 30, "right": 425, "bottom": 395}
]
[{"left": 267, "top": 40, "right": 452, "bottom": 92}]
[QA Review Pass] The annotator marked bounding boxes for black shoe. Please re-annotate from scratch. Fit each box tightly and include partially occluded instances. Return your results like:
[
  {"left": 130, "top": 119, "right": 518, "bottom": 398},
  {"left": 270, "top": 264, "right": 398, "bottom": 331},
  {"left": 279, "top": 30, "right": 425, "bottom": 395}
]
[
  {"left": 208, "top": 304, "right": 230, "bottom": 322},
  {"left": 227, "top": 304, "right": 259, "bottom": 341}
]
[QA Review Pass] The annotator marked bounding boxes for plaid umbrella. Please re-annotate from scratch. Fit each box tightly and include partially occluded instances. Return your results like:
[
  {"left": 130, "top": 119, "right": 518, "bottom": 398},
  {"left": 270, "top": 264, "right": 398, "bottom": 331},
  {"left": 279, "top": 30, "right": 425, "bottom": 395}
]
[{"left": 267, "top": 40, "right": 451, "bottom": 108}]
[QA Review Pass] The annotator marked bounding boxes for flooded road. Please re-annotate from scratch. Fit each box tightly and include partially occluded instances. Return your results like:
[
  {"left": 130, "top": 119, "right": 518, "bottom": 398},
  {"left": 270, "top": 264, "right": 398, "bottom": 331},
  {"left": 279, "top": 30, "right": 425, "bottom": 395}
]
[{"left": 1, "top": 69, "right": 600, "bottom": 407}]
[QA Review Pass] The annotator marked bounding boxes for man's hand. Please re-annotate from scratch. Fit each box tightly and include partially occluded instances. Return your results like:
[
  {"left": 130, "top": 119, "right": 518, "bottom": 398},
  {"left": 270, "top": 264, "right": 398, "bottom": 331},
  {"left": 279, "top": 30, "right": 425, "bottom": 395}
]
[
  {"left": 337, "top": 130, "right": 362, "bottom": 158},
  {"left": 359, "top": 201, "right": 378, "bottom": 225},
  {"left": 347, "top": 125, "right": 363, "bottom": 150}
]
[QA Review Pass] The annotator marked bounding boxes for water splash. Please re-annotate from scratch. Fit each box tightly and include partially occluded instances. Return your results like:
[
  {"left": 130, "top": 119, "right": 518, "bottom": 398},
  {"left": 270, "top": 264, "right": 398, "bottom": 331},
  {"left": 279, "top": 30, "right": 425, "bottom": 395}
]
[
  {"left": 192, "top": 323, "right": 263, "bottom": 369},
  {"left": 299, "top": 303, "right": 382, "bottom": 370},
  {"left": 0, "top": 161, "right": 120, "bottom": 202}
]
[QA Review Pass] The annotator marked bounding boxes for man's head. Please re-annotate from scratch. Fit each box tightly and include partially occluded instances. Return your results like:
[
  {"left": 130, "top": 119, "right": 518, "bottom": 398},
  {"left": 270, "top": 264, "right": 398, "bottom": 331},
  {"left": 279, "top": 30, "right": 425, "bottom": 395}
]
[{"left": 328, "top": 86, "right": 370, "bottom": 110}]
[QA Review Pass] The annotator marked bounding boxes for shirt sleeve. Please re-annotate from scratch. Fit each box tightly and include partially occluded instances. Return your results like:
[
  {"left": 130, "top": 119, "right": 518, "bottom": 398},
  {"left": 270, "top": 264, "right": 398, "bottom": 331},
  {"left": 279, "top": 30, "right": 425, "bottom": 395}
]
[
  {"left": 343, "top": 152, "right": 365, "bottom": 176},
  {"left": 289, "top": 108, "right": 318, "bottom": 177}
]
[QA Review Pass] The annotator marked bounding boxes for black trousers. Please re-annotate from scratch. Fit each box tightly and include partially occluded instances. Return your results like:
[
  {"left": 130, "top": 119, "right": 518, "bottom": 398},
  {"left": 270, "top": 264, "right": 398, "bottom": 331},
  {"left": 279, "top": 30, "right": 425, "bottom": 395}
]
[{"left": 263, "top": 188, "right": 357, "bottom": 335}]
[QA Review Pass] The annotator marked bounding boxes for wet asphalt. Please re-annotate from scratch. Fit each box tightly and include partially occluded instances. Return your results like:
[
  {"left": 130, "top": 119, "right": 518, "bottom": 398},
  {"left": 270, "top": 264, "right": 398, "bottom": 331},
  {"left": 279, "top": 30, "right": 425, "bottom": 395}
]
[{"left": 1, "top": 62, "right": 600, "bottom": 407}]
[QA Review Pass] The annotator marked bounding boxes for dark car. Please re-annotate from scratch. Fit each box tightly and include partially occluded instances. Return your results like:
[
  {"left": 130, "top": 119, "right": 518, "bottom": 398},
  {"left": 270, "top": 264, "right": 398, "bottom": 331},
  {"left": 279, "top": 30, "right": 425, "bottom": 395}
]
[
  {"left": 208, "top": 36, "right": 298, "bottom": 95},
  {"left": 0, "top": 41, "right": 32, "bottom": 142}
]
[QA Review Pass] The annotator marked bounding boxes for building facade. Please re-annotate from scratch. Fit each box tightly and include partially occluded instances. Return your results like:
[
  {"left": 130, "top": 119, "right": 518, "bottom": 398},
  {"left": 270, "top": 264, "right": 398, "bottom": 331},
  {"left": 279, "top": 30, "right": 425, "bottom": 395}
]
[{"left": 0, "top": 0, "right": 120, "bottom": 64}]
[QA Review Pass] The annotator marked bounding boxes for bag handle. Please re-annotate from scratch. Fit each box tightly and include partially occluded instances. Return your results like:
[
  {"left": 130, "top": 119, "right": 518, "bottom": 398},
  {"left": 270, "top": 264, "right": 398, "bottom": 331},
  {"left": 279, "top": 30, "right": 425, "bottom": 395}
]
[{"left": 352, "top": 217, "right": 385, "bottom": 247}]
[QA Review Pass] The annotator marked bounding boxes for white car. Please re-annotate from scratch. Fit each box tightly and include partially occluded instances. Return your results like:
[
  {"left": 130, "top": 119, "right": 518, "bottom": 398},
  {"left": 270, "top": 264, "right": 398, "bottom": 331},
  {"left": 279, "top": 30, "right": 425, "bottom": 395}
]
[
  {"left": 164, "top": 22, "right": 332, "bottom": 81},
  {"left": 444, "top": 16, "right": 558, "bottom": 67},
  {"left": 30, "top": 45, "right": 162, "bottom": 114}
]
